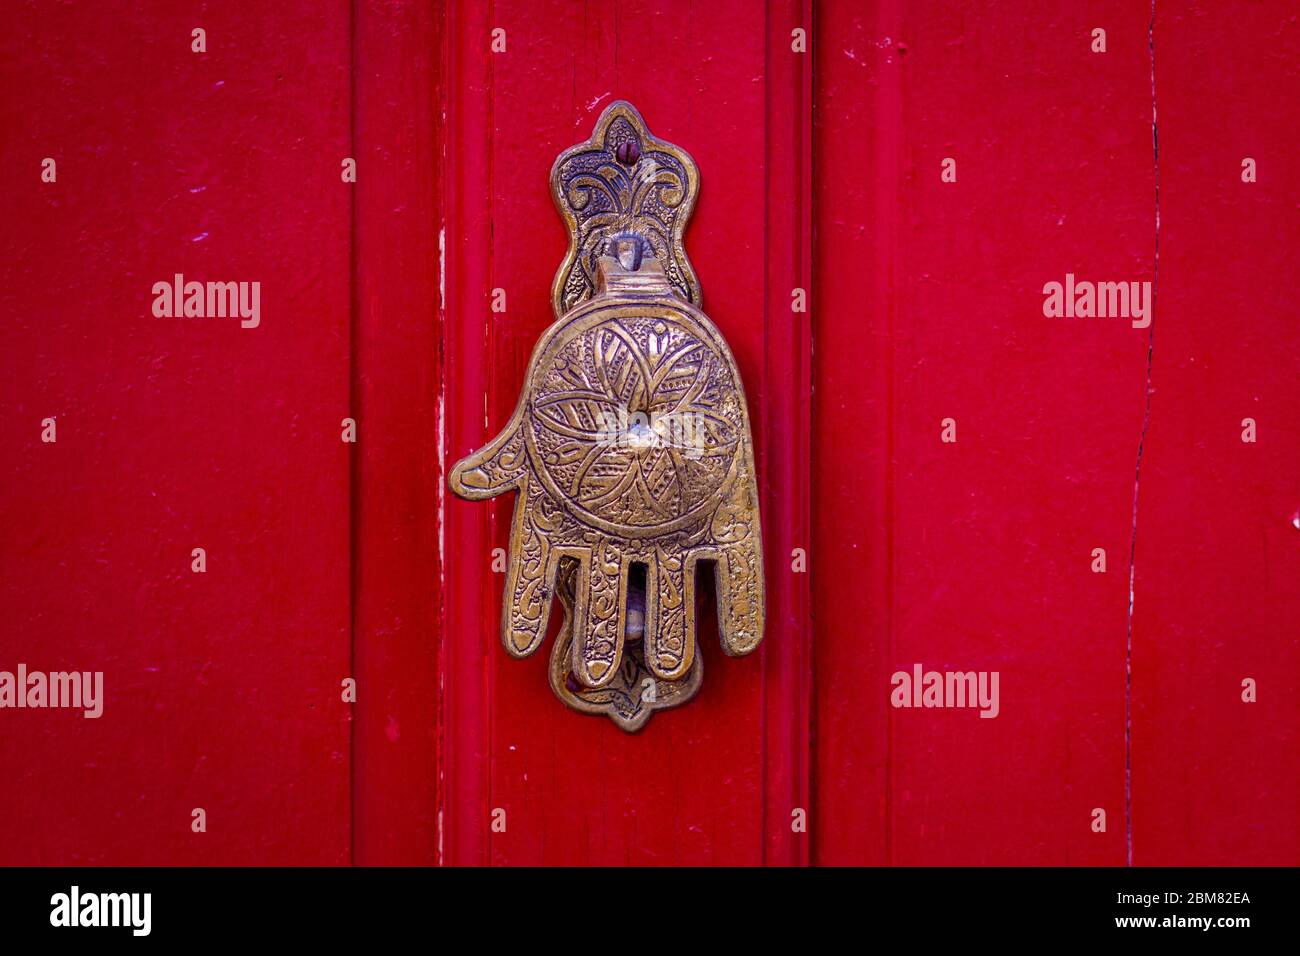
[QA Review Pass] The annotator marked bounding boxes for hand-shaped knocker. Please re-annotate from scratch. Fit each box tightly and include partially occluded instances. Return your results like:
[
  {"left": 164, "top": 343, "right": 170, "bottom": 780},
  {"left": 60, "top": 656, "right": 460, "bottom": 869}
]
[{"left": 450, "top": 101, "right": 764, "bottom": 731}]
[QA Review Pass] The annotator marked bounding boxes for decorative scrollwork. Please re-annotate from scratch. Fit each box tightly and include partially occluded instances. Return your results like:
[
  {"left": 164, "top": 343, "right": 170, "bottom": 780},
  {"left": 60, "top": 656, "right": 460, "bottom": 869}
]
[{"left": 550, "top": 101, "right": 701, "bottom": 317}]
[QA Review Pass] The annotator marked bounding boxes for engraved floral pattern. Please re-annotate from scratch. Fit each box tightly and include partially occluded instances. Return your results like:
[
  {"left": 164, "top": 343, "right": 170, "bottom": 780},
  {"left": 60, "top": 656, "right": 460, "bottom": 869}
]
[{"left": 529, "top": 314, "right": 741, "bottom": 535}]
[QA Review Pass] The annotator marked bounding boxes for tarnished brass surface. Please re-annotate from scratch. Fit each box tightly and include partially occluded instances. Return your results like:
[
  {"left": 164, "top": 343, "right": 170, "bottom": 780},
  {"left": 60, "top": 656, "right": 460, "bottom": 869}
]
[{"left": 450, "top": 101, "right": 764, "bottom": 731}]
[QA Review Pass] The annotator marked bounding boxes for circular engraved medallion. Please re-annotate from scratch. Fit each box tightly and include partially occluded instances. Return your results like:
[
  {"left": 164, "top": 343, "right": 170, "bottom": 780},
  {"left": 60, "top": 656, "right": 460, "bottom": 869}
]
[{"left": 524, "top": 302, "right": 742, "bottom": 539}]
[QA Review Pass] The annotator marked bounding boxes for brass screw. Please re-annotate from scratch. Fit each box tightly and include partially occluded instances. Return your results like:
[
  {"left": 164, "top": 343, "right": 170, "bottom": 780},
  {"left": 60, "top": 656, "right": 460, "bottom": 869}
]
[{"left": 615, "top": 139, "right": 640, "bottom": 166}]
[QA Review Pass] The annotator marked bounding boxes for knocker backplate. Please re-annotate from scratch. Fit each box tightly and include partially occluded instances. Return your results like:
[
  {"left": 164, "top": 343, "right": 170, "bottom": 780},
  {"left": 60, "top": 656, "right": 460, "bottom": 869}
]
[{"left": 550, "top": 100, "right": 701, "bottom": 317}]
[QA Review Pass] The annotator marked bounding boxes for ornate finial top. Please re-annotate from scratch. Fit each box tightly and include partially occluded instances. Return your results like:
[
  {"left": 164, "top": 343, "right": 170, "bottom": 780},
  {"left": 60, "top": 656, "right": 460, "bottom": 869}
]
[{"left": 549, "top": 100, "right": 701, "bottom": 318}]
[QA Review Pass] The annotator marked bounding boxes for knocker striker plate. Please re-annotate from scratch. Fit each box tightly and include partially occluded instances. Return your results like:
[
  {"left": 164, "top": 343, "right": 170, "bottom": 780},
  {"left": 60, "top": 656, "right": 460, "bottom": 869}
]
[{"left": 449, "top": 101, "right": 764, "bottom": 731}]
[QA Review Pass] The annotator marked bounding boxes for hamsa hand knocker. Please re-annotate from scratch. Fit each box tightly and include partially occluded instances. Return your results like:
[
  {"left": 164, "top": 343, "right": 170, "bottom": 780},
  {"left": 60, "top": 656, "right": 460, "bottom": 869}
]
[{"left": 449, "top": 101, "right": 764, "bottom": 731}]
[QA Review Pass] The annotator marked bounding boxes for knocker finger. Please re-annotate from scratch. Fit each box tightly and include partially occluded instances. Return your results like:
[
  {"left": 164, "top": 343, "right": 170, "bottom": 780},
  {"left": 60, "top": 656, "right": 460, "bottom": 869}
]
[
  {"left": 642, "top": 546, "right": 694, "bottom": 681},
  {"left": 566, "top": 539, "right": 628, "bottom": 687}
]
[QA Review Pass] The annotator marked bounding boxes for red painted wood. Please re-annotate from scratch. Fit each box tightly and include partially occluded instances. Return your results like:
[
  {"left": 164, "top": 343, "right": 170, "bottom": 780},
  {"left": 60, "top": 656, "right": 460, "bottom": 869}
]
[
  {"left": 441, "top": 0, "right": 495, "bottom": 868},
  {"left": 1130, "top": 0, "right": 1300, "bottom": 865},
  {"left": 812, "top": 0, "right": 1296, "bottom": 866},
  {"left": 763, "top": 0, "right": 815, "bottom": 867},
  {"left": 351, "top": 0, "right": 443, "bottom": 865},
  {"left": 815, "top": 0, "right": 1155, "bottom": 864},
  {"left": 0, "top": 1, "right": 353, "bottom": 864},
  {"left": 811, "top": 0, "right": 895, "bottom": 866}
]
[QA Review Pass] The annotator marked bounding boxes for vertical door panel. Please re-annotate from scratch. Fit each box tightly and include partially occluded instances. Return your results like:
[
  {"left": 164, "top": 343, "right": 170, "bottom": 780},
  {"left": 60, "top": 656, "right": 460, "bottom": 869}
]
[
  {"left": 815, "top": 0, "right": 1297, "bottom": 866},
  {"left": 1131, "top": 1, "right": 1300, "bottom": 865},
  {"left": 0, "top": 0, "right": 353, "bottom": 864},
  {"left": 815, "top": 0, "right": 1152, "bottom": 864},
  {"left": 350, "top": 0, "right": 443, "bottom": 866},
  {"left": 442, "top": 0, "right": 812, "bottom": 865}
]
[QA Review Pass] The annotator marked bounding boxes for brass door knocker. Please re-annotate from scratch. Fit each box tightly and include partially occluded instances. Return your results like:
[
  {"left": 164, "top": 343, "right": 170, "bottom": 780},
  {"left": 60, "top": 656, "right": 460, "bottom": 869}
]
[{"left": 450, "top": 101, "right": 764, "bottom": 731}]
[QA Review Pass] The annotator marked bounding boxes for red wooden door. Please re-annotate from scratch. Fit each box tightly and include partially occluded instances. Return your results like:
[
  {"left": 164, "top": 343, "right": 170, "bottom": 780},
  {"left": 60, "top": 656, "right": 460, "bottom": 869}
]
[{"left": 1, "top": 0, "right": 1295, "bottom": 868}]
